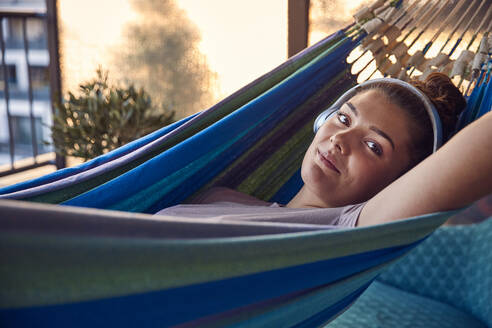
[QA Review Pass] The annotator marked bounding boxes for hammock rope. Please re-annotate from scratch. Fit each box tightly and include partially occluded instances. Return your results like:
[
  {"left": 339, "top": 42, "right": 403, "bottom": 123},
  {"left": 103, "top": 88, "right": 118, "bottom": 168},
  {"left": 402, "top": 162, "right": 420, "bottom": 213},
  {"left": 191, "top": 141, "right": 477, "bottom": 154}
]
[
  {"left": 353, "top": 0, "right": 430, "bottom": 77},
  {"left": 369, "top": 0, "right": 449, "bottom": 80},
  {"left": 455, "top": 3, "right": 492, "bottom": 87},
  {"left": 417, "top": 0, "right": 480, "bottom": 81},
  {"left": 406, "top": 0, "right": 469, "bottom": 77},
  {"left": 361, "top": 0, "right": 440, "bottom": 79},
  {"left": 353, "top": 0, "right": 413, "bottom": 57},
  {"left": 436, "top": 0, "right": 479, "bottom": 55}
]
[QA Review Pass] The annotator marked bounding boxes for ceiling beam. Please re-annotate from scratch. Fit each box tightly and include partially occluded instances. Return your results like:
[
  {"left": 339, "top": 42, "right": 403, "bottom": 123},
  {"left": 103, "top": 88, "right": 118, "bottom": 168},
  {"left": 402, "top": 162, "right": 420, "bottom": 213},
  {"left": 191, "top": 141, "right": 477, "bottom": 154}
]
[{"left": 288, "top": 0, "right": 310, "bottom": 57}]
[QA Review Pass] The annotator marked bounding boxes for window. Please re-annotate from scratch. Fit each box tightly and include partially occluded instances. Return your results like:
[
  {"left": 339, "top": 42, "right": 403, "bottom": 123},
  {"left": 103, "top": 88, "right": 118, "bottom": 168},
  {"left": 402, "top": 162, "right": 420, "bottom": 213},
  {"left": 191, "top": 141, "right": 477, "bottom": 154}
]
[
  {"left": 6, "top": 18, "right": 23, "bottom": 49},
  {"left": 27, "top": 18, "right": 48, "bottom": 49},
  {"left": 0, "top": 64, "right": 18, "bottom": 89},
  {"left": 11, "top": 115, "right": 45, "bottom": 150},
  {"left": 30, "top": 65, "right": 49, "bottom": 90},
  {"left": 5, "top": 17, "right": 47, "bottom": 49}
]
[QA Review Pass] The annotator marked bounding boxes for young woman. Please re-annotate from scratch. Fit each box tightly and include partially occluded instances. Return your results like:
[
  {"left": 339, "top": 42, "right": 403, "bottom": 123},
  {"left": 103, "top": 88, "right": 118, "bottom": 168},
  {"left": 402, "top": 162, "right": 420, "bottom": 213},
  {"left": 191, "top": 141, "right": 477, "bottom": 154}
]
[{"left": 156, "top": 73, "right": 492, "bottom": 228}]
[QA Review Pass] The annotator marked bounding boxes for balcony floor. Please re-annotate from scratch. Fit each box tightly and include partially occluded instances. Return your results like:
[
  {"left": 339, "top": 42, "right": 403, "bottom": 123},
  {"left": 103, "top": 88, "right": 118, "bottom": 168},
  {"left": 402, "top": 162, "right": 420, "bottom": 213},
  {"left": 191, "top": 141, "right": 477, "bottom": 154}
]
[{"left": 0, "top": 154, "right": 82, "bottom": 188}]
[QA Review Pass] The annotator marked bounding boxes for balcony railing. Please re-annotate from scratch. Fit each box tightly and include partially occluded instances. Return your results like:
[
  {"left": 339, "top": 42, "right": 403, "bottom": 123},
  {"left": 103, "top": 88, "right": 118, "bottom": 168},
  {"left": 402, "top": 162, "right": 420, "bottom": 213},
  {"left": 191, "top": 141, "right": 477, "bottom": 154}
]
[{"left": 0, "top": 0, "right": 64, "bottom": 178}]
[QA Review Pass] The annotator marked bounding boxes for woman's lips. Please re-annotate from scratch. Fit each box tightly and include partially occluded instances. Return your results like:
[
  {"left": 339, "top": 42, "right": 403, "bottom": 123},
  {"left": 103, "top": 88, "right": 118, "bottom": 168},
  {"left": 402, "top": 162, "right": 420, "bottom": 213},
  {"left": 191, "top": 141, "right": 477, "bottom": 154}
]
[{"left": 317, "top": 149, "right": 340, "bottom": 174}]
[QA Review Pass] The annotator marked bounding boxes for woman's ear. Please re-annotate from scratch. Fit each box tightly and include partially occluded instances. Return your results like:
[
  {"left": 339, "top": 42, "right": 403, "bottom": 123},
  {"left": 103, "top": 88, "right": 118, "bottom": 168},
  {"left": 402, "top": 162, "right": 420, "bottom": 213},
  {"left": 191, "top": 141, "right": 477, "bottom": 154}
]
[{"left": 314, "top": 107, "right": 338, "bottom": 133}]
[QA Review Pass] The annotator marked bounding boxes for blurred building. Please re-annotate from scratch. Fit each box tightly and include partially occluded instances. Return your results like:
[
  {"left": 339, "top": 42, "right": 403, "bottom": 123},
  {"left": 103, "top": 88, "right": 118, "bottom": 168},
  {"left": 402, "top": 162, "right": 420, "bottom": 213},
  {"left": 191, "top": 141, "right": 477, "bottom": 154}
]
[{"left": 0, "top": 0, "right": 52, "bottom": 166}]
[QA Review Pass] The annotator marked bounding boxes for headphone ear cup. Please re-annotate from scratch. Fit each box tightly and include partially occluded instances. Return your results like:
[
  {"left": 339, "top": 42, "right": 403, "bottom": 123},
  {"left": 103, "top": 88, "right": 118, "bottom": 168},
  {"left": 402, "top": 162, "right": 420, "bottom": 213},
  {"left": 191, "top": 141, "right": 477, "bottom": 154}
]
[{"left": 314, "top": 108, "right": 337, "bottom": 133}]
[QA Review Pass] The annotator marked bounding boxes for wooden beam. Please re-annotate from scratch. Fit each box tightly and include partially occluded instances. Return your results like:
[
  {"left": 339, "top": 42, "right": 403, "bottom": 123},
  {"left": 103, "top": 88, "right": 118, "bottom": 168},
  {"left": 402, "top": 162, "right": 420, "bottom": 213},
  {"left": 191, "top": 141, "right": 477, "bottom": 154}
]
[{"left": 288, "top": 0, "right": 310, "bottom": 58}]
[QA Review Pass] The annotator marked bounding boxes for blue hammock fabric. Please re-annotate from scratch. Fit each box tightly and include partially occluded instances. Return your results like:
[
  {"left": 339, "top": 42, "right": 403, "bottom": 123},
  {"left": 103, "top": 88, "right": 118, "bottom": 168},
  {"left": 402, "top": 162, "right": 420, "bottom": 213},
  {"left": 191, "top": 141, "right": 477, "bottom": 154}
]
[
  {"left": 0, "top": 199, "right": 457, "bottom": 327},
  {"left": 456, "top": 61, "right": 492, "bottom": 133},
  {"left": 0, "top": 23, "right": 489, "bottom": 327}
]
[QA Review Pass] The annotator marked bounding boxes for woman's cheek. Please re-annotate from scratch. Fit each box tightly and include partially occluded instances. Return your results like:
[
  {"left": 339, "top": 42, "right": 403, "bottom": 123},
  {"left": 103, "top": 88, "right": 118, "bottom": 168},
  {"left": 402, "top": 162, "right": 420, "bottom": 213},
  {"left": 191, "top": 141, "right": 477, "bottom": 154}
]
[{"left": 350, "top": 156, "right": 379, "bottom": 186}]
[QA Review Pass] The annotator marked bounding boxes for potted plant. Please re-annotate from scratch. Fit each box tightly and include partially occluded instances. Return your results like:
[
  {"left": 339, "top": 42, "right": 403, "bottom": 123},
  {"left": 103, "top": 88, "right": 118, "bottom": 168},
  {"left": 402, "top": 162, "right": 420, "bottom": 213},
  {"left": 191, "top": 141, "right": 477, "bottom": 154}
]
[{"left": 51, "top": 69, "right": 175, "bottom": 161}]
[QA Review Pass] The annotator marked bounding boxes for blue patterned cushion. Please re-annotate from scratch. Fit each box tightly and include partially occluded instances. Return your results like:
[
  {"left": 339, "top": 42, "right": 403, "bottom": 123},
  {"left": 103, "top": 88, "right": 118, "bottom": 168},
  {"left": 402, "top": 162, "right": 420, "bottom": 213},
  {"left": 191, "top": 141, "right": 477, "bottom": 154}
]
[
  {"left": 377, "top": 218, "right": 491, "bottom": 326},
  {"left": 325, "top": 218, "right": 491, "bottom": 327},
  {"left": 325, "top": 281, "right": 486, "bottom": 328}
]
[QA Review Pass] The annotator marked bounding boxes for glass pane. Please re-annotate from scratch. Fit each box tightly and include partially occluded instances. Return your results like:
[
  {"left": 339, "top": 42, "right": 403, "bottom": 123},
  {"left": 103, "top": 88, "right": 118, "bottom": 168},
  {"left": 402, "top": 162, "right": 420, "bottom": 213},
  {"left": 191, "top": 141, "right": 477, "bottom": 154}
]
[
  {"left": 30, "top": 65, "right": 49, "bottom": 90},
  {"left": 58, "top": 0, "right": 287, "bottom": 119},
  {"left": 27, "top": 17, "right": 48, "bottom": 49},
  {"left": 11, "top": 115, "right": 43, "bottom": 146},
  {"left": 309, "top": 0, "right": 372, "bottom": 46}
]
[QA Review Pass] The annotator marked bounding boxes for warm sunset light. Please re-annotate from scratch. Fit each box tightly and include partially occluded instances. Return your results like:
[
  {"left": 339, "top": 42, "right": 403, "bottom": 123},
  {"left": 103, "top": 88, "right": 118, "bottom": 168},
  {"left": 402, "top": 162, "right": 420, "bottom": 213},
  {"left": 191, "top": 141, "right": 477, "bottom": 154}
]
[
  {"left": 178, "top": 0, "right": 287, "bottom": 99},
  {"left": 59, "top": 0, "right": 286, "bottom": 104},
  {"left": 59, "top": 0, "right": 407, "bottom": 106},
  {"left": 58, "top": 0, "right": 137, "bottom": 92}
]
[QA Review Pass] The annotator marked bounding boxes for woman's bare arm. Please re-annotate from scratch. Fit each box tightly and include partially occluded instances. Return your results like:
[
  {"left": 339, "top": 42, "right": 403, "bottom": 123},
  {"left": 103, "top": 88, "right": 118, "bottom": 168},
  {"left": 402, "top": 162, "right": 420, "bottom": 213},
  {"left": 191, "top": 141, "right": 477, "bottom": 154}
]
[{"left": 358, "top": 111, "right": 492, "bottom": 226}]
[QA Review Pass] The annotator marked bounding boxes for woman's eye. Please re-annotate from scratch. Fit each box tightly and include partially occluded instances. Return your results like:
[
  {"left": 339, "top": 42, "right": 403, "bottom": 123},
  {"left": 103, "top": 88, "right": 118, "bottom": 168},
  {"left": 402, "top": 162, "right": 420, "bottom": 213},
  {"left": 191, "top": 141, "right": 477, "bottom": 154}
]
[
  {"left": 366, "top": 141, "right": 383, "bottom": 156},
  {"left": 336, "top": 112, "right": 350, "bottom": 126}
]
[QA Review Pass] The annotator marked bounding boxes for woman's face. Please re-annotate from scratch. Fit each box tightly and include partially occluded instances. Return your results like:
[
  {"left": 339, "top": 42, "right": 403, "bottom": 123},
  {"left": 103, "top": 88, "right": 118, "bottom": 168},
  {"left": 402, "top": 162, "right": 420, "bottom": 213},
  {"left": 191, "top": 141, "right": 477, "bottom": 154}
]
[{"left": 301, "top": 89, "right": 413, "bottom": 207}]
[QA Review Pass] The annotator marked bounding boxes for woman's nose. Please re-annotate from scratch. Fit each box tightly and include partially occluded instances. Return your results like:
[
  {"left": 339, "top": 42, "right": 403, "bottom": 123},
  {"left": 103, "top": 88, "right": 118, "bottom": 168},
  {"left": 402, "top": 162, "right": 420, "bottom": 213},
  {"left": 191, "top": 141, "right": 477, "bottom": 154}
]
[{"left": 330, "top": 131, "right": 351, "bottom": 155}]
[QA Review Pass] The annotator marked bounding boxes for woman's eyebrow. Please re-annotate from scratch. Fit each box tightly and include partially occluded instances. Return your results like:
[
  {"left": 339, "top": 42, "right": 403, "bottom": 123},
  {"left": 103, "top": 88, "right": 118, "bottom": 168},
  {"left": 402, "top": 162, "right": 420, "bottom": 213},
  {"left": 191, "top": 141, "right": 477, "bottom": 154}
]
[
  {"left": 346, "top": 101, "right": 358, "bottom": 116},
  {"left": 370, "top": 127, "right": 395, "bottom": 150},
  {"left": 346, "top": 101, "right": 395, "bottom": 150}
]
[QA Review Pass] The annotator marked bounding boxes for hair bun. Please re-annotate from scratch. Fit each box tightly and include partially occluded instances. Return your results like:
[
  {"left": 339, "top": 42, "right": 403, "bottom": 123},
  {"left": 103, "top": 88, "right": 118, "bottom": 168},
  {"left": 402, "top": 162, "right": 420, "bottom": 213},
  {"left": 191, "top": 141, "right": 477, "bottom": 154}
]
[{"left": 410, "top": 72, "right": 466, "bottom": 139}]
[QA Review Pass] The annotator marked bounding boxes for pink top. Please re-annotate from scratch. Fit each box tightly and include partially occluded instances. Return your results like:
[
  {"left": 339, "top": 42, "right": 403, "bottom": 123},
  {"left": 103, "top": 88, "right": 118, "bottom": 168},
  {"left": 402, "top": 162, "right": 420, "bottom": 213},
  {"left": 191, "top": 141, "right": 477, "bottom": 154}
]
[{"left": 155, "top": 187, "right": 364, "bottom": 229}]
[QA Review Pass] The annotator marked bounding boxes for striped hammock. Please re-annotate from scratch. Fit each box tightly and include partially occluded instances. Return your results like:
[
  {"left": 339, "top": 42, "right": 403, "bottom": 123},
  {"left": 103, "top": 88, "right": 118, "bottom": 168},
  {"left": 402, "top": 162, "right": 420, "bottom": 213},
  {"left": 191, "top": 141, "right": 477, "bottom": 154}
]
[{"left": 1, "top": 10, "right": 491, "bottom": 327}]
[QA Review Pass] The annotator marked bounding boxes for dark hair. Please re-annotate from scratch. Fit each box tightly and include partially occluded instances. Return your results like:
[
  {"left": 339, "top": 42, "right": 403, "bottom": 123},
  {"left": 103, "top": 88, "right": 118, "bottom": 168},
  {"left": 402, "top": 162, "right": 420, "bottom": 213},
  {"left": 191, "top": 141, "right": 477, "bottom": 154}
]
[{"left": 357, "top": 72, "right": 466, "bottom": 168}]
